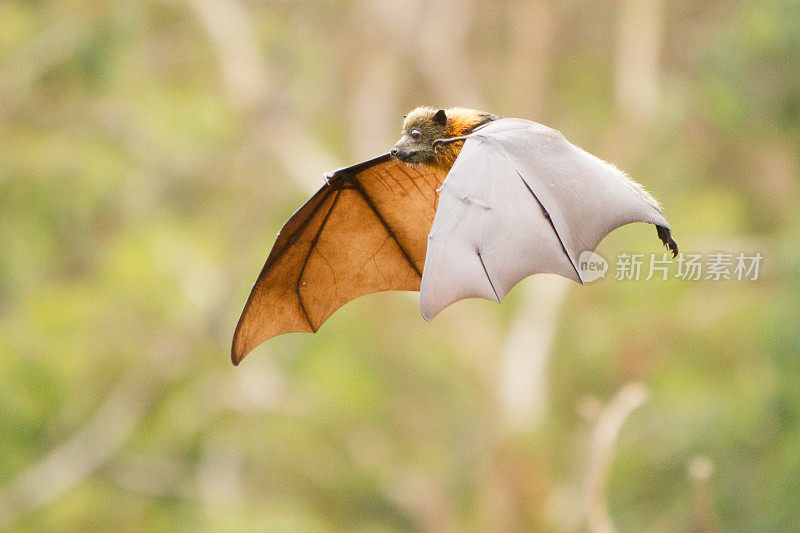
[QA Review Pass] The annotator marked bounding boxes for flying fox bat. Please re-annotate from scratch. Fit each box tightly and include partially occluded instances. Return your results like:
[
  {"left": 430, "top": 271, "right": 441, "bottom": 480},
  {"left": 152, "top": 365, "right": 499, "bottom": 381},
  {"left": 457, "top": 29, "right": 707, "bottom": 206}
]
[{"left": 232, "top": 107, "right": 677, "bottom": 364}]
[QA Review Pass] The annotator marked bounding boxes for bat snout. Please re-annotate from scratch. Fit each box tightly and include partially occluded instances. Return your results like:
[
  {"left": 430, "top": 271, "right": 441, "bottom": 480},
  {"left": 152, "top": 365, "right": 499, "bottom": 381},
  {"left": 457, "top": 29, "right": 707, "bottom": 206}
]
[
  {"left": 391, "top": 144, "right": 410, "bottom": 160},
  {"left": 391, "top": 146, "right": 422, "bottom": 164}
]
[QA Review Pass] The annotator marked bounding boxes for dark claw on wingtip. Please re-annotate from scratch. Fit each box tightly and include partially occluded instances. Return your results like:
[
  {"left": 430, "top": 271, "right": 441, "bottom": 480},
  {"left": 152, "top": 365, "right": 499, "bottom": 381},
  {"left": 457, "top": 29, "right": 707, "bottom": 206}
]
[
  {"left": 665, "top": 239, "right": 679, "bottom": 258},
  {"left": 656, "top": 225, "right": 678, "bottom": 258}
]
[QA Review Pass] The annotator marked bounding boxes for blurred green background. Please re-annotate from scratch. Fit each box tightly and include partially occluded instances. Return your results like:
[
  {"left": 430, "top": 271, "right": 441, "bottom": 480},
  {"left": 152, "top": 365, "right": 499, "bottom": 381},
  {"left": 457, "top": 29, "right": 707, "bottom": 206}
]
[{"left": 1, "top": 0, "right": 798, "bottom": 531}]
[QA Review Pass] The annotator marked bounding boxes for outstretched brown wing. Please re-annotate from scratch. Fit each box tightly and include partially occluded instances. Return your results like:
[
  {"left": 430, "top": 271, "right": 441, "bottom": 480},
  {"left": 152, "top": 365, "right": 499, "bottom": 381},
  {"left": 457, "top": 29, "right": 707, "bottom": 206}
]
[{"left": 232, "top": 154, "right": 446, "bottom": 364}]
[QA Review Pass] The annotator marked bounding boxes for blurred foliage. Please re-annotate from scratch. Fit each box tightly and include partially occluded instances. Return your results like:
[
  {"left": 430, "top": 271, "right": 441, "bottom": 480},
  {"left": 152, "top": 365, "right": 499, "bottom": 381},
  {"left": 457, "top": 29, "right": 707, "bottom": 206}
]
[{"left": 0, "top": 0, "right": 798, "bottom": 531}]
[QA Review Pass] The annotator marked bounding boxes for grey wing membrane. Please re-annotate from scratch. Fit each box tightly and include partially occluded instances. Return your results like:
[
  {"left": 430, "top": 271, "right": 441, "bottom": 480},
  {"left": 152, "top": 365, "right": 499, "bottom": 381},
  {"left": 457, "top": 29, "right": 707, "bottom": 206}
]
[
  {"left": 233, "top": 156, "right": 446, "bottom": 364},
  {"left": 420, "top": 119, "right": 670, "bottom": 320}
]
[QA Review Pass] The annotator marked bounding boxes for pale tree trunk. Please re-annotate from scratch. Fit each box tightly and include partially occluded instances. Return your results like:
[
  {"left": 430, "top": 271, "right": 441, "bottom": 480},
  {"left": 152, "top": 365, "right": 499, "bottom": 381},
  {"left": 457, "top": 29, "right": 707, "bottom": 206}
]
[
  {"left": 499, "top": 276, "right": 570, "bottom": 430},
  {"left": 615, "top": 0, "right": 663, "bottom": 123}
]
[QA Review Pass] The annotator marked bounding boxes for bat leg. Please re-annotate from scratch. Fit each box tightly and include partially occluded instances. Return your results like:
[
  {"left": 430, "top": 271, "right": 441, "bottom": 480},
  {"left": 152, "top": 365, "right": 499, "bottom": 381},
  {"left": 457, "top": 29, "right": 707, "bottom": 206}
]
[{"left": 656, "top": 225, "right": 678, "bottom": 257}]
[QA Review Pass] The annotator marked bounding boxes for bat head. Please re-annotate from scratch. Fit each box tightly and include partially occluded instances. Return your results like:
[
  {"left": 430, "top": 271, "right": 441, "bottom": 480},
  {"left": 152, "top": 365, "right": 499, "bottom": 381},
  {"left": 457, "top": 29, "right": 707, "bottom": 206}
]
[{"left": 391, "top": 107, "right": 449, "bottom": 166}]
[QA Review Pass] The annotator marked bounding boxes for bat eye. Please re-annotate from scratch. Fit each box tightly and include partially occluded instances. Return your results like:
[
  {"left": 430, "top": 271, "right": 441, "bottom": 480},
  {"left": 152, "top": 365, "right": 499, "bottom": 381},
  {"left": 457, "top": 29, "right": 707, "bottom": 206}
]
[{"left": 410, "top": 129, "right": 421, "bottom": 139}]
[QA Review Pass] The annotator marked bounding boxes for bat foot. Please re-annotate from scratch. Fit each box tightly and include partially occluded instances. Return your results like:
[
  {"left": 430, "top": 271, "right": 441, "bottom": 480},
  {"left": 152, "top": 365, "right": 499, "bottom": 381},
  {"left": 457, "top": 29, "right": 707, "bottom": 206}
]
[{"left": 656, "top": 225, "right": 678, "bottom": 258}]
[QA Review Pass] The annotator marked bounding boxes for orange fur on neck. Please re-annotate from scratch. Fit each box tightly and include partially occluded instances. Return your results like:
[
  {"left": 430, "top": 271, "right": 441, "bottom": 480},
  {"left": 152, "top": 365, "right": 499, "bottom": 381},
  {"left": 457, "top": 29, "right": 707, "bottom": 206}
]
[{"left": 432, "top": 107, "right": 494, "bottom": 171}]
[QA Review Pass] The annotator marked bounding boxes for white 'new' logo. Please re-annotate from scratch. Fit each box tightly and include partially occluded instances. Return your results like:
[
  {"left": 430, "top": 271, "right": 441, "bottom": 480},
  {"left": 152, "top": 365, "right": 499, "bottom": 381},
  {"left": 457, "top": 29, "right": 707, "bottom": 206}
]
[{"left": 578, "top": 251, "right": 608, "bottom": 282}]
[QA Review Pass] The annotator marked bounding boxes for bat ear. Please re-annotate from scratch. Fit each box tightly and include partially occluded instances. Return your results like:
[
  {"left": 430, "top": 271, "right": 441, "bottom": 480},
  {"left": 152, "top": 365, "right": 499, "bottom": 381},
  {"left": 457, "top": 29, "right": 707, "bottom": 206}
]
[{"left": 433, "top": 109, "right": 447, "bottom": 125}]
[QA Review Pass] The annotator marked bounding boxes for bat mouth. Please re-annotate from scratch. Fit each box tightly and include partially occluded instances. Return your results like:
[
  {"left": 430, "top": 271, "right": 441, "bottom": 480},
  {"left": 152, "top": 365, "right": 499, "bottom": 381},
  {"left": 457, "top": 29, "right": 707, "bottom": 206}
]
[{"left": 393, "top": 150, "right": 431, "bottom": 166}]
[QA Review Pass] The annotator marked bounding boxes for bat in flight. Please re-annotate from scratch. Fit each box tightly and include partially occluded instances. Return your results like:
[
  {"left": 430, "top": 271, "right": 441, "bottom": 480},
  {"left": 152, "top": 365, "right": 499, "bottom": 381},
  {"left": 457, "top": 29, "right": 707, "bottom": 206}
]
[{"left": 232, "top": 107, "right": 678, "bottom": 364}]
